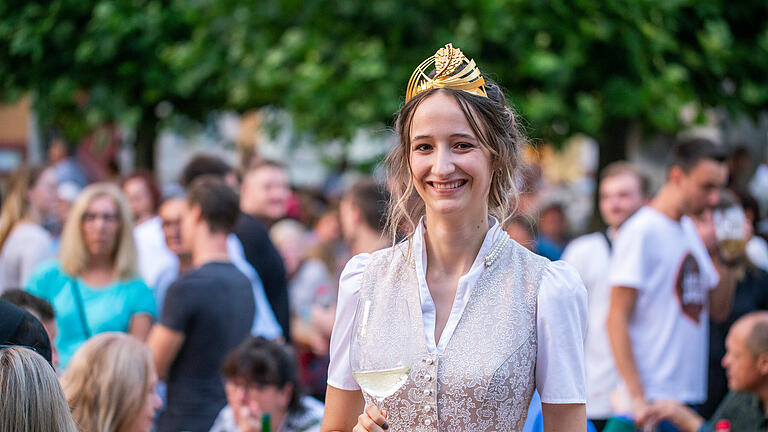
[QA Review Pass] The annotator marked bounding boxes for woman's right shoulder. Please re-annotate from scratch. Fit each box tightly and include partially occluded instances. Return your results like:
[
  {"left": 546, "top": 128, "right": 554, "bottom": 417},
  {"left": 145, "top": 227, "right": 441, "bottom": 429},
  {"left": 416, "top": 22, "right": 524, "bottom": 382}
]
[
  {"left": 29, "top": 259, "right": 64, "bottom": 278},
  {"left": 26, "top": 260, "right": 67, "bottom": 295},
  {"left": 338, "top": 245, "right": 400, "bottom": 291},
  {"left": 338, "top": 253, "right": 372, "bottom": 299}
]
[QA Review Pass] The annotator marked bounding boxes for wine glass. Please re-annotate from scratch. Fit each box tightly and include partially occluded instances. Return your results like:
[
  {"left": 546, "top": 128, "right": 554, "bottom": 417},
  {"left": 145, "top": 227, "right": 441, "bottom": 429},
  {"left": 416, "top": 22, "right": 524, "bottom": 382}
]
[{"left": 350, "top": 295, "right": 415, "bottom": 408}]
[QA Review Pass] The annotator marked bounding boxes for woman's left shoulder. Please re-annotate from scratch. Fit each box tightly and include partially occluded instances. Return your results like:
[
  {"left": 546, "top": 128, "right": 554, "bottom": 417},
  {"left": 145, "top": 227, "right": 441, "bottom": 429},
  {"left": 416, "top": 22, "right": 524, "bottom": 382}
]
[{"left": 538, "top": 260, "right": 587, "bottom": 305}]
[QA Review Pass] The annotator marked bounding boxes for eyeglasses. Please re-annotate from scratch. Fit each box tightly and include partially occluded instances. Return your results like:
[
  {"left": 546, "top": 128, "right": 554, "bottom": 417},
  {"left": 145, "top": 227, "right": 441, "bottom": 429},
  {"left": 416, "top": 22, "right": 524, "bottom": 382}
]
[
  {"left": 82, "top": 212, "right": 119, "bottom": 224},
  {"left": 161, "top": 218, "right": 182, "bottom": 229}
]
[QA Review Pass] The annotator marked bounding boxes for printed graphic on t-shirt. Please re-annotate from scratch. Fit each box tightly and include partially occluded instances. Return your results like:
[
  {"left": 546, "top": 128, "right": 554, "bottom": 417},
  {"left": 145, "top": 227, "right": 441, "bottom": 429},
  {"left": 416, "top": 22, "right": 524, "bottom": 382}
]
[{"left": 674, "top": 253, "right": 707, "bottom": 323}]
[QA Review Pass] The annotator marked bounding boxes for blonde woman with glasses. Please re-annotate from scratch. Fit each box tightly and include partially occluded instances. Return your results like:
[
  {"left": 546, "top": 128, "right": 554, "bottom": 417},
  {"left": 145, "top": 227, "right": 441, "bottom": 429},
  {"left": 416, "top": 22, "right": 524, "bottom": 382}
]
[
  {"left": 61, "top": 332, "right": 162, "bottom": 432},
  {"left": 0, "top": 346, "right": 78, "bottom": 432},
  {"left": 25, "top": 183, "right": 155, "bottom": 369}
]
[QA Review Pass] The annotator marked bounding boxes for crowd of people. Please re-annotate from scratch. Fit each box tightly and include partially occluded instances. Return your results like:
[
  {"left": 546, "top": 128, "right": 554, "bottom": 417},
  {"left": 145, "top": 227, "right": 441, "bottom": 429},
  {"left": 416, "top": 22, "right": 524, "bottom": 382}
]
[
  {"left": 1, "top": 42, "right": 768, "bottom": 432},
  {"left": 0, "top": 146, "right": 397, "bottom": 431}
]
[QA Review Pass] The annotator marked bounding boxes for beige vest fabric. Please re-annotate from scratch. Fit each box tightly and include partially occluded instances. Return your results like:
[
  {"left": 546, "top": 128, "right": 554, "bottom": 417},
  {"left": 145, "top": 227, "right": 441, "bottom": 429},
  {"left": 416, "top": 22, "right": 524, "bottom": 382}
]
[{"left": 357, "top": 237, "right": 548, "bottom": 431}]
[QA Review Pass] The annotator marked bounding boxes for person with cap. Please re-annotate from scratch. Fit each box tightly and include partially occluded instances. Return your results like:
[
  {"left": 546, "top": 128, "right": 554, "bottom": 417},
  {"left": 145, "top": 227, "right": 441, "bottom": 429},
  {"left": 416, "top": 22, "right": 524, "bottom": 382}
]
[{"left": 0, "top": 299, "right": 52, "bottom": 365}]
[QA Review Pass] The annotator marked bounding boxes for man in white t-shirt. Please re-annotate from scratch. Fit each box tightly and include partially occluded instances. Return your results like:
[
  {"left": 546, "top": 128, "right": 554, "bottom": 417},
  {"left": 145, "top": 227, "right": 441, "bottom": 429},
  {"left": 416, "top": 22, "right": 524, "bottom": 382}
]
[
  {"left": 562, "top": 162, "right": 649, "bottom": 428},
  {"left": 607, "top": 137, "right": 738, "bottom": 428}
]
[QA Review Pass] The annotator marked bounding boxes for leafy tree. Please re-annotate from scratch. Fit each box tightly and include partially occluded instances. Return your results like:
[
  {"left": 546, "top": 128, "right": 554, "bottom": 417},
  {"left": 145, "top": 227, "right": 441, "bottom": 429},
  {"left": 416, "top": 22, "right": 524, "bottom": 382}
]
[{"left": 1, "top": 0, "right": 766, "bottom": 169}]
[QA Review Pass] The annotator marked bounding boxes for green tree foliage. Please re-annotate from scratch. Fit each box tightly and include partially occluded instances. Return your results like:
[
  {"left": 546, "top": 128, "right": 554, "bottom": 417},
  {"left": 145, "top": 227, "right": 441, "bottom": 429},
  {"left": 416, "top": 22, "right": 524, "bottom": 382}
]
[{"left": 1, "top": 0, "right": 766, "bottom": 167}]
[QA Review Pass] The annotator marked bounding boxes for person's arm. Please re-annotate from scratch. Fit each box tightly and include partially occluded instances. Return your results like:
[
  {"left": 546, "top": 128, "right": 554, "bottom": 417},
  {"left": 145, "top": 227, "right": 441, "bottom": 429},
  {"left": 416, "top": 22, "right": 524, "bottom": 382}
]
[
  {"left": 541, "top": 404, "right": 586, "bottom": 432},
  {"left": 19, "top": 234, "right": 52, "bottom": 286},
  {"left": 128, "top": 313, "right": 153, "bottom": 341},
  {"left": 708, "top": 258, "right": 738, "bottom": 323},
  {"left": 320, "top": 386, "right": 367, "bottom": 432},
  {"left": 146, "top": 277, "right": 190, "bottom": 379},
  {"left": 535, "top": 261, "right": 588, "bottom": 426},
  {"left": 323, "top": 254, "right": 374, "bottom": 431},
  {"left": 643, "top": 400, "right": 704, "bottom": 432},
  {"left": 147, "top": 324, "right": 185, "bottom": 379},
  {"left": 606, "top": 285, "right": 647, "bottom": 417}
]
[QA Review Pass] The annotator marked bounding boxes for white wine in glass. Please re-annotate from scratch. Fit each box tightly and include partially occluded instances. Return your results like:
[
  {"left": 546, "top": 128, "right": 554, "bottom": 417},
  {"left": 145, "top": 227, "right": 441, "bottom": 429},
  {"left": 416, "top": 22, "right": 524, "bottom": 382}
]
[{"left": 350, "top": 297, "right": 415, "bottom": 407}]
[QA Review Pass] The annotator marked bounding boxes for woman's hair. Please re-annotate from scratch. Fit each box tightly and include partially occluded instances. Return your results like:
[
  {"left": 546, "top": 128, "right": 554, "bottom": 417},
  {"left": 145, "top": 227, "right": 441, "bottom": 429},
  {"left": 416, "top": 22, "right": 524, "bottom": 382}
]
[
  {"left": 59, "top": 183, "right": 138, "bottom": 279},
  {"left": 121, "top": 170, "right": 162, "bottom": 215},
  {"left": 221, "top": 337, "right": 304, "bottom": 413},
  {"left": 0, "top": 346, "right": 78, "bottom": 432},
  {"left": 385, "top": 81, "right": 525, "bottom": 245},
  {"left": 0, "top": 165, "right": 48, "bottom": 250},
  {"left": 60, "top": 332, "right": 154, "bottom": 432}
]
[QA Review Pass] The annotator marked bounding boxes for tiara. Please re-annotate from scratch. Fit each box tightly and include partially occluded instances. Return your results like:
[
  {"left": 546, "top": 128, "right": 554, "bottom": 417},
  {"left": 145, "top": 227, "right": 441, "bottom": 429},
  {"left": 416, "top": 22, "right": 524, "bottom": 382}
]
[{"left": 405, "top": 43, "right": 488, "bottom": 103}]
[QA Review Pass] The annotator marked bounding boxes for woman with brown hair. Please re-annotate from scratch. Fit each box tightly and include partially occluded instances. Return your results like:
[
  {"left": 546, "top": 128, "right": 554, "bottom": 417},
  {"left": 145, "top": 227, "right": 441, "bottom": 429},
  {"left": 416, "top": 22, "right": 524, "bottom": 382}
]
[
  {"left": 61, "top": 332, "right": 162, "bottom": 432},
  {"left": 321, "top": 44, "right": 588, "bottom": 431},
  {"left": 0, "top": 165, "right": 58, "bottom": 291},
  {"left": 25, "top": 183, "right": 155, "bottom": 369}
]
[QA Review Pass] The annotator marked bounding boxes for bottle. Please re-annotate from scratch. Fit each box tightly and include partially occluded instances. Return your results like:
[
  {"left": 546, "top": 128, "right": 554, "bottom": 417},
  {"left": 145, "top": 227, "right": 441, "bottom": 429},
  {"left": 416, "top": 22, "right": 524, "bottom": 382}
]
[
  {"left": 261, "top": 413, "right": 271, "bottom": 432},
  {"left": 714, "top": 419, "right": 730, "bottom": 432}
]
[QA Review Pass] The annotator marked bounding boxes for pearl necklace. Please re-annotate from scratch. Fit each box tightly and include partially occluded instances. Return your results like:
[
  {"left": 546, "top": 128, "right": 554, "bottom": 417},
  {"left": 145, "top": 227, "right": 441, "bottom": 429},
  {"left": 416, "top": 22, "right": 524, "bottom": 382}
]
[{"left": 484, "top": 234, "right": 509, "bottom": 268}]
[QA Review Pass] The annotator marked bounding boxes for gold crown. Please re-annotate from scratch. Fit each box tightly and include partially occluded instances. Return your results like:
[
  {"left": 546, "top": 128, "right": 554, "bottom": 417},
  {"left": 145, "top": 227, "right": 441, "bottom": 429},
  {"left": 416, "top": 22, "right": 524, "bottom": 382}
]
[{"left": 405, "top": 43, "right": 488, "bottom": 103}]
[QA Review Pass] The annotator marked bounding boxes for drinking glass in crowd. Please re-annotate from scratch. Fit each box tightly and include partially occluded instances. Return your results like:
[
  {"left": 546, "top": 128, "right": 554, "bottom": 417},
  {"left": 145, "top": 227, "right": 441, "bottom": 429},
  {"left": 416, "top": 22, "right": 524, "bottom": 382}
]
[{"left": 25, "top": 183, "right": 155, "bottom": 369}]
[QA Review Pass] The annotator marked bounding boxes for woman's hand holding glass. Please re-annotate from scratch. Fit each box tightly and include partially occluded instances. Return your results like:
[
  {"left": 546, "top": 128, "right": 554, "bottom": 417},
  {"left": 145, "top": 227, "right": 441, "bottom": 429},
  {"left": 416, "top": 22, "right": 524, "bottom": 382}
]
[{"left": 350, "top": 297, "right": 415, "bottom": 431}]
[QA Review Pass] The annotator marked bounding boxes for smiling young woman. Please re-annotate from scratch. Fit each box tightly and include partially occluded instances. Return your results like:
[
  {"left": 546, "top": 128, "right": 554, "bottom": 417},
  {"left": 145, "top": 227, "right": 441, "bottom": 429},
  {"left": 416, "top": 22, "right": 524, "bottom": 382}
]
[{"left": 321, "top": 44, "right": 588, "bottom": 432}]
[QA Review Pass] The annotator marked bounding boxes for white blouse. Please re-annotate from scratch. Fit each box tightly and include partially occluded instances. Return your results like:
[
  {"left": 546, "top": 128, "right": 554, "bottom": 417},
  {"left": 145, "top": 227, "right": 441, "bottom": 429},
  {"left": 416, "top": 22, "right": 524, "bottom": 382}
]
[{"left": 328, "top": 219, "right": 588, "bottom": 404}]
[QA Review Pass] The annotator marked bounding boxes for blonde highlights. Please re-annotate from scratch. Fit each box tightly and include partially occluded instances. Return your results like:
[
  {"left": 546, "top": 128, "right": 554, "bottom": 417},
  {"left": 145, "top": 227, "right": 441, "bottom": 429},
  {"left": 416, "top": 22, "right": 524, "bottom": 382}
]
[
  {"left": 385, "top": 85, "right": 524, "bottom": 247},
  {"left": 0, "top": 346, "right": 78, "bottom": 432},
  {"left": 58, "top": 183, "right": 138, "bottom": 279},
  {"left": 60, "top": 333, "right": 154, "bottom": 432},
  {"left": 0, "top": 166, "right": 48, "bottom": 250}
]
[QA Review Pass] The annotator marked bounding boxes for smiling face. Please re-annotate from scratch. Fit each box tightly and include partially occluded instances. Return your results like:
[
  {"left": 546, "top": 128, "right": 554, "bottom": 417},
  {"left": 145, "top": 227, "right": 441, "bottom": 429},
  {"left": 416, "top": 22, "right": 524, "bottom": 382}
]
[{"left": 408, "top": 92, "right": 493, "bottom": 221}]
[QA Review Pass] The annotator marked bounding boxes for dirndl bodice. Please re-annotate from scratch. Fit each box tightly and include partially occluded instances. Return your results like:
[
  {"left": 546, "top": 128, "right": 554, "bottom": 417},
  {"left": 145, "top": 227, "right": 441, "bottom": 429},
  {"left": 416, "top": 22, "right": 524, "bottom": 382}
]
[{"left": 356, "top": 236, "right": 548, "bottom": 431}]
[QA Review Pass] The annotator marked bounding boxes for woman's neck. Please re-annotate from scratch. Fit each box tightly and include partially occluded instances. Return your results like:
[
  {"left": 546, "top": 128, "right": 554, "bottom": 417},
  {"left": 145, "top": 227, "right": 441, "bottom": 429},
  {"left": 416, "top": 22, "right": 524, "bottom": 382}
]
[
  {"left": 81, "top": 255, "right": 116, "bottom": 286},
  {"left": 88, "top": 254, "right": 114, "bottom": 270},
  {"left": 422, "top": 210, "right": 489, "bottom": 277}
]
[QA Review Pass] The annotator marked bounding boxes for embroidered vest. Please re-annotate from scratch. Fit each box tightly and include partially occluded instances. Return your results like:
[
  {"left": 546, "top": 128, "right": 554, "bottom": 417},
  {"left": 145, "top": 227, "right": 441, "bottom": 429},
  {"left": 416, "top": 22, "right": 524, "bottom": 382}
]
[{"left": 357, "top": 237, "right": 548, "bottom": 431}]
